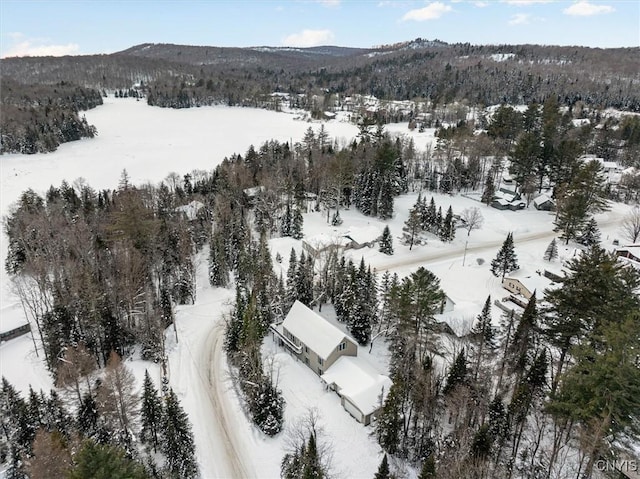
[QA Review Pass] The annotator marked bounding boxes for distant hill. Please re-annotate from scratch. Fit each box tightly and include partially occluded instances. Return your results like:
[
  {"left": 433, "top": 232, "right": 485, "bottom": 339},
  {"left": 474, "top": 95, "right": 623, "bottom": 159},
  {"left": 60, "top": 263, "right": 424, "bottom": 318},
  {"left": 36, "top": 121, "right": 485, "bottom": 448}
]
[{"left": 2, "top": 38, "right": 639, "bottom": 153}]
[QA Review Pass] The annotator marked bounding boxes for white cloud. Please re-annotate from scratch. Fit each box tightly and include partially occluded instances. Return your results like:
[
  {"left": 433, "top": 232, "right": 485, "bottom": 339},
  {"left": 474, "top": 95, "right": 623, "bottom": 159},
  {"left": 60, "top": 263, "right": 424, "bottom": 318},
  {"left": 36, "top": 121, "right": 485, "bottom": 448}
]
[
  {"left": 1, "top": 37, "right": 80, "bottom": 58},
  {"left": 509, "top": 13, "right": 531, "bottom": 24},
  {"left": 474, "top": 1, "right": 490, "bottom": 7},
  {"left": 282, "top": 29, "right": 335, "bottom": 47},
  {"left": 402, "top": 2, "right": 452, "bottom": 21},
  {"left": 502, "top": 0, "right": 553, "bottom": 4},
  {"left": 316, "top": 0, "right": 340, "bottom": 6},
  {"left": 563, "top": 1, "right": 614, "bottom": 16}
]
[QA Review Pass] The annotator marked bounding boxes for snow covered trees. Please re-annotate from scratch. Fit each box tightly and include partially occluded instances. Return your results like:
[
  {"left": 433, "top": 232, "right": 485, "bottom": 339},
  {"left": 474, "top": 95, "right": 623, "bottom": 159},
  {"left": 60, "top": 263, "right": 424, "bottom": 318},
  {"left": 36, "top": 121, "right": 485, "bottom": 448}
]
[
  {"left": 543, "top": 238, "right": 558, "bottom": 262},
  {"left": 555, "top": 159, "right": 608, "bottom": 244},
  {"left": 162, "top": 389, "right": 198, "bottom": 478},
  {"left": 402, "top": 202, "right": 422, "bottom": 250},
  {"left": 490, "top": 232, "right": 519, "bottom": 279},
  {"left": 379, "top": 225, "right": 394, "bottom": 255}
]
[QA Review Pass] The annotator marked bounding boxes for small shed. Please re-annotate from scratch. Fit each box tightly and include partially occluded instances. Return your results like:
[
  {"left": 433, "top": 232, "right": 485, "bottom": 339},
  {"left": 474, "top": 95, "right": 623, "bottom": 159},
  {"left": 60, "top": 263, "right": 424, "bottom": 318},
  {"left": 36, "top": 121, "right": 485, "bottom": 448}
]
[{"left": 533, "top": 194, "right": 555, "bottom": 211}]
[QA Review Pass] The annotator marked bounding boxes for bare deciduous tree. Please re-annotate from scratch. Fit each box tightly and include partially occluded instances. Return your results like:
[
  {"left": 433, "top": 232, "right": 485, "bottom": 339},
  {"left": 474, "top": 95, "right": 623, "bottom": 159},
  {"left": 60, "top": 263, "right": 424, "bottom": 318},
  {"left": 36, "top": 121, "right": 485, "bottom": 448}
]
[
  {"left": 620, "top": 205, "right": 640, "bottom": 243},
  {"left": 460, "top": 207, "right": 484, "bottom": 237},
  {"left": 97, "top": 351, "right": 139, "bottom": 440}
]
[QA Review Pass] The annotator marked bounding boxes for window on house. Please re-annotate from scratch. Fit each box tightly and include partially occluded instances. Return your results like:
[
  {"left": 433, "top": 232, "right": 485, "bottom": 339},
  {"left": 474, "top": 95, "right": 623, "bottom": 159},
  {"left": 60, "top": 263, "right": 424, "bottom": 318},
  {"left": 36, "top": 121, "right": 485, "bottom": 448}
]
[
  {"left": 338, "top": 342, "right": 346, "bottom": 351},
  {"left": 304, "top": 345, "right": 308, "bottom": 353},
  {"left": 318, "top": 356, "right": 324, "bottom": 365}
]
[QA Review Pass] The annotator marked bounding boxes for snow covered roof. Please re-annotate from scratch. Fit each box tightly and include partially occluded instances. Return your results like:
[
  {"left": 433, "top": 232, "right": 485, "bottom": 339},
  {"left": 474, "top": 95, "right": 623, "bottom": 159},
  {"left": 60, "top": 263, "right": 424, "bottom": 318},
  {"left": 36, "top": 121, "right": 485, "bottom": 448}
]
[
  {"left": 282, "top": 301, "right": 352, "bottom": 359},
  {"left": 303, "top": 233, "right": 350, "bottom": 251},
  {"left": 533, "top": 194, "right": 554, "bottom": 206},
  {"left": 243, "top": 186, "right": 265, "bottom": 197},
  {"left": 321, "top": 356, "right": 392, "bottom": 416},
  {"left": 175, "top": 200, "right": 204, "bottom": 220},
  {"left": 343, "top": 225, "right": 383, "bottom": 245}
]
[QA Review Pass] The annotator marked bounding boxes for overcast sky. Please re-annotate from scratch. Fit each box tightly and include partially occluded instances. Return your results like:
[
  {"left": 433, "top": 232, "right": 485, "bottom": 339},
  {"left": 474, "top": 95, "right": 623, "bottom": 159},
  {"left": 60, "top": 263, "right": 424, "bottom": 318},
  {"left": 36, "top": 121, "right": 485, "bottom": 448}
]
[{"left": 1, "top": 0, "right": 638, "bottom": 58}]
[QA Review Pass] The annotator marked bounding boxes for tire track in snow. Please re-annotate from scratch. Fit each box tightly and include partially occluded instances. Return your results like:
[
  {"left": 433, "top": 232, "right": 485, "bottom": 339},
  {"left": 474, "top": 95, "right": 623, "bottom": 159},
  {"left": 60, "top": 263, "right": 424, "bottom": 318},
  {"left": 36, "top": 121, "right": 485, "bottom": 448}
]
[{"left": 201, "top": 320, "right": 253, "bottom": 479}]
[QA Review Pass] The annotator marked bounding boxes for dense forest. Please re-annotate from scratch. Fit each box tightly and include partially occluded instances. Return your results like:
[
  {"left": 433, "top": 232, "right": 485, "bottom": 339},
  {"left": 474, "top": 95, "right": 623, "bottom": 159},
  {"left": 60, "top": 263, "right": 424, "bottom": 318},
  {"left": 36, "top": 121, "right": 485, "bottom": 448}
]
[
  {"left": 1, "top": 38, "right": 639, "bottom": 153},
  {"left": 3, "top": 92, "right": 640, "bottom": 477}
]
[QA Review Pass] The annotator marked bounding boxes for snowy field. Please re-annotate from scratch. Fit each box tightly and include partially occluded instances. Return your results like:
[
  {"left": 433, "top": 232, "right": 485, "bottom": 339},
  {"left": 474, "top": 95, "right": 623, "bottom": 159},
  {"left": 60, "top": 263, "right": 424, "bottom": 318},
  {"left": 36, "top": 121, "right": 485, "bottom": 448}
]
[{"left": 0, "top": 98, "right": 634, "bottom": 478}]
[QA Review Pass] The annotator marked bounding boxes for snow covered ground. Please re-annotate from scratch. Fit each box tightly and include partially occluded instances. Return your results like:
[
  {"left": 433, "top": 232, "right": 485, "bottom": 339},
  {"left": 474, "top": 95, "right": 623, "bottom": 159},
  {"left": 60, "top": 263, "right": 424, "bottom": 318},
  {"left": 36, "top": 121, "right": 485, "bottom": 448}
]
[{"left": 0, "top": 98, "right": 634, "bottom": 478}]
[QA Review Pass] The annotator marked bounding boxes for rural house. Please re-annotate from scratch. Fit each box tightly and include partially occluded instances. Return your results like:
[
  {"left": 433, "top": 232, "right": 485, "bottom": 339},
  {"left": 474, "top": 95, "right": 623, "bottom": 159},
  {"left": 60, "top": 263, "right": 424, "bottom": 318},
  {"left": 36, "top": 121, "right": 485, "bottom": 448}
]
[
  {"left": 502, "top": 277, "right": 533, "bottom": 299},
  {"left": 271, "top": 301, "right": 392, "bottom": 424},
  {"left": 271, "top": 300, "right": 358, "bottom": 375}
]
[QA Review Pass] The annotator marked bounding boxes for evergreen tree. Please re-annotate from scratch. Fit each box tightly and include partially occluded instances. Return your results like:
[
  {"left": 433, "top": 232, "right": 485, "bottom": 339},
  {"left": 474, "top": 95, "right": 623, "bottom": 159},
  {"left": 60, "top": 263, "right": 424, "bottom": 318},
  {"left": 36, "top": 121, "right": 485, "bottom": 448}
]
[
  {"left": 443, "top": 349, "right": 468, "bottom": 395},
  {"left": 77, "top": 391, "right": 100, "bottom": 440},
  {"left": 251, "top": 376, "right": 284, "bottom": 436},
  {"left": 302, "top": 433, "right": 324, "bottom": 479},
  {"left": 140, "top": 370, "right": 163, "bottom": 453},
  {"left": 508, "top": 294, "right": 538, "bottom": 376},
  {"left": 379, "top": 225, "right": 394, "bottom": 255},
  {"left": 439, "top": 206, "right": 455, "bottom": 242},
  {"left": 286, "top": 248, "right": 298, "bottom": 306},
  {"left": 281, "top": 203, "right": 292, "bottom": 237},
  {"left": 67, "top": 441, "right": 149, "bottom": 479},
  {"left": 376, "top": 382, "right": 403, "bottom": 455},
  {"left": 378, "top": 180, "right": 395, "bottom": 220},
  {"left": 490, "top": 232, "right": 518, "bottom": 279},
  {"left": 434, "top": 206, "right": 443, "bottom": 236},
  {"left": 162, "top": 389, "right": 198, "bottom": 479},
  {"left": 402, "top": 204, "right": 422, "bottom": 250},
  {"left": 547, "top": 313, "right": 640, "bottom": 478},
  {"left": 543, "top": 238, "right": 558, "bottom": 262},
  {"left": 418, "top": 455, "right": 436, "bottom": 479},
  {"left": 330, "top": 210, "right": 343, "bottom": 226},
  {"left": 481, "top": 174, "right": 495, "bottom": 205},
  {"left": 578, "top": 217, "right": 601, "bottom": 247},
  {"left": 470, "top": 295, "right": 495, "bottom": 381},
  {"left": 542, "top": 246, "right": 640, "bottom": 393},
  {"left": 291, "top": 207, "right": 304, "bottom": 239},
  {"left": 425, "top": 197, "right": 437, "bottom": 232},
  {"left": 374, "top": 454, "right": 390, "bottom": 479},
  {"left": 208, "top": 230, "right": 229, "bottom": 287}
]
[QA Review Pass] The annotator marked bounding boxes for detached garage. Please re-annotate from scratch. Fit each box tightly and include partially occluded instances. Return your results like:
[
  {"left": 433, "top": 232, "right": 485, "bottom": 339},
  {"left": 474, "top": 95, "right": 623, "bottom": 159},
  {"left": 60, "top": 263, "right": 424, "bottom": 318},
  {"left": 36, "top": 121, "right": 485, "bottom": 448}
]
[{"left": 321, "top": 356, "right": 392, "bottom": 426}]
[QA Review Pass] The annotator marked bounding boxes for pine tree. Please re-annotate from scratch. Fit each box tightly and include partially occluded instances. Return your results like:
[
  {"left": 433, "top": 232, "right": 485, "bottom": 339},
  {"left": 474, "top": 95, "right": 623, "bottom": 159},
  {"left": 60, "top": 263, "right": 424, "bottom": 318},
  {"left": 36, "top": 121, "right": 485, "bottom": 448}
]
[
  {"left": 418, "top": 455, "right": 436, "bottom": 479},
  {"left": 490, "top": 232, "right": 519, "bottom": 279},
  {"left": 578, "top": 217, "right": 601, "bottom": 247},
  {"left": 208, "top": 230, "right": 229, "bottom": 287},
  {"left": 471, "top": 295, "right": 495, "bottom": 381},
  {"left": 281, "top": 203, "right": 292, "bottom": 237},
  {"left": 425, "top": 196, "right": 437, "bottom": 232},
  {"left": 443, "top": 349, "right": 468, "bottom": 395},
  {"left": 543, "top": 238, "right": 558, "bottom": 262},
  {"left": 140, "top": 370, "right": 163, "bottom": 453},
  {"left": 376, "top": 382, "right": 403, "bottom": 455},
  {"left": 162, "top": 389, "right": 198, "bottom": 478},
  {"left": 434, "top": 206, "right": 443, "bottom": 236},
  {"left": 291, "top": 207, "right": 304, "bottom": 239},
  {"left": 509, "top": 294, "right": 538, "bottom": 376},
  {"left": 379, "top": 225, "right": 394, "bottom": 255},
  {"left": 67, "top": 441, "right": 149, "bottom": 479},
  {"left": 402, "top": 205, "right": 422, "bottom": 250},
  {"left": 439, "top": 206, "right": 455, "bottom": 242},
  {"left": 374, "top": 454, "right": 390, "bottom": 479},
  {"left": 481, "top": 174, "right": 495, "bottom": 205},
  {"left": 378, "top": 179, "right": 395, "bottom": 220}
]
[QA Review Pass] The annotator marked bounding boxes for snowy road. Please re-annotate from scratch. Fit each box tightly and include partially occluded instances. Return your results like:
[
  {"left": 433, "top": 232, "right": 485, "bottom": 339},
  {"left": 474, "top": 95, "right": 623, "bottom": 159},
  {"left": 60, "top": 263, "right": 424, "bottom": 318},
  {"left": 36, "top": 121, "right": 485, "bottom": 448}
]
[
  {"left": 375, "top": 209, "right": 626, "bottom": 273},
  {"left": 169, "top": 286, "right": 255, "bottom": 479}
]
